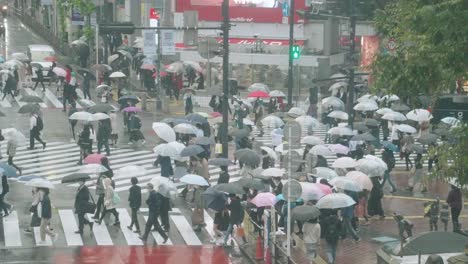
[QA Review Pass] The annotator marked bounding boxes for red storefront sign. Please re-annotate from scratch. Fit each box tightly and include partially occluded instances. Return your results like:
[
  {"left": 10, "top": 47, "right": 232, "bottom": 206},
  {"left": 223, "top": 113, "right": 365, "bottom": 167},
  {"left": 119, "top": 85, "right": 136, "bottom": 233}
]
[
  {"left": 149, "top": 8, "right": 160, "bottom": 19},
  {"left": 175, "top": 38, "right": 305, "bottom": 49}
]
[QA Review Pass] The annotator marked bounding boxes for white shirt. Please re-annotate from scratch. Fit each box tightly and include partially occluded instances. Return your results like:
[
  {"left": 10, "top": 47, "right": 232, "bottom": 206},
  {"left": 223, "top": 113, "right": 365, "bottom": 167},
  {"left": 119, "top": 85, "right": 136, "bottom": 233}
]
[
  {"left": 30, "top": 115, "right": 37, "bottom": 129},
  {"left": 303, "top": 222, "right": 321, "bottom": 244},
  {"left": 69, "top": 76, "right": 77, "bottom": 86},
  {"left": 391, "top": 124, "right": 399, "bottom": 140},
  {"left": 196, "top": 128, "right": 204, "bottom": 138},
  {"left": 271, "top": 128, "right": 283, "bottom": 147}
]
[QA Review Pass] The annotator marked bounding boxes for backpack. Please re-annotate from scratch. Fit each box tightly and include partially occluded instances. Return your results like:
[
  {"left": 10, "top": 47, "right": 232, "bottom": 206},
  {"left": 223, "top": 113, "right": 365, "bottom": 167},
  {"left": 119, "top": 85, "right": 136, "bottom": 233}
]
[
  {"left": 325, "top": 215, "right": 341, "bottom": 242},
  {"left": 36, "top": 116, "right": 44, "bottom": 131},
  {"left": 133, "top": 116, "right": 142, "bottom": 129}
]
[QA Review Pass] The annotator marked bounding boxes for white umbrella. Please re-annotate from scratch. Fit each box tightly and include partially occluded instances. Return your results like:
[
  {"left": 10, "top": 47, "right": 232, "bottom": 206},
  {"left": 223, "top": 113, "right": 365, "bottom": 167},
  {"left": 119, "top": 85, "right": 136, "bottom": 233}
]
[
  {"left": 406, "top": 109, "right": 433, "bottom": 122},
  {"left": 184, "top": 61, "right": 202, "bottom": 72},
  {"left": 346, "top": 171, "right": 373, "bottom": 190},
  {"left": 153, "top": 143, "right": 179, "bottom": 158},
  {"left": 261, "top": 115, "right": 284, "bottom": 128},
  {"left": 2, "top": 128, "right": 27, "bottom": 145},
  {"left": 327, "top": 110, "right": 349, "bottom": 120},
  {"left": 309, "top": 145, "right": 334, "bottom": 156},
  {"left": 329, "top": 177, "right": 362, "bottom": 192},
  {"left": 364, "top": 155, "right": 388, "bottom": 171},
  {"left": 108, "top": 54, "right": 120, "bottom": 65},
  {"left": 52, "top": 67, "right": 67, "bottom": 77},
  {"left": 353, "top": 102, "right": 378, "bottom": 112},
  {"left": 260, "top": 146, "right": 278, "bottom": 160},
  {"left": 3, "top": 59, "right": 24, "bottom": 69},
  {"left": 69, "top": 111, "right": 94, "bottom": 122},
  {"left": 287, "top": 107, "right": 305, "bottom": 117},
  {"left": 248, "top": 83, "right": 270, "bottom": 93},
  {"left": 381, "top": 111, "right": 407, "bottom": 121},
  {"left": 261, "top": 168, "right": 285, "bottom": 177},
  {"left": 380, "top": 94, "right": 400, "bottom": 102},
  {"left": 180, "top": 174, "right": 209, "bottom": 186},
  {"left": 166, "top": 62, "right": 184, "bottom": 73},
  {"left": 322, "top": 96, "right": 345, "bottom": 111},
  {"left": 356, "top": 158, "right": 386, "bottom": 177},
  {"left": 96, "top": 84, "right": 110, "bottom": 93},
  {"left": 327, "top": 126, "right": 354, "bottom": 136},
  {"left": 79, "top": 164, "right": 108, "bottom": 174},
  {"left": 93, "top": 113, "right": 110, "bottom": 121},
  {"left": 295, "top": 116, "right": 319, "bottom": 129},
  {"left": 168, "top": 141, "right": 187, "bottom": 161},
  {"left": 116, "top": 165, "right": 147, "bottom": 178},
  {"left": 109, "top": 71, "right": 126, "bottom": 78},
  {"left": 301, "top": 136, "right": 323, "bottom": 146},
  {"left": 25, "top": 178, "right": 55, "bottom": 189},
  {"left": 441, "top": 117, "right": 460, "bottom": 126},
  {"left": 331, "top": 157, "right": 357, "bottom": 169},
  {"left": 396, "top": 124, "right": 417, "bottom": 134},
  {"left": 78, "top": 99, "right": 96, "bottom": 108},
  {"left": 376, "top": 108, "right": 394, "bottom": 115},
  {"left": 316, "top": 193, "right": 356, "bottom": 209},
  {"left": 330, "top": 73, "right": 347, "bottom": 81},
  {"left": 269, "top": 90, "right": 286, "bottom": 97},
  {"left": 151, "top": 176, "right": 177, "bottom": 198},
  {"left": 152, "top": 122, "right": 176, "bottom": 142},
  {"left": 173, "top": 123, "right": 198, "bottom": 134},
  {"left": 328, "top": 82, "right": 348, "bottom": 95},
  {"left": 357, "top": 94, "right": 378, "bottom": 103},
  {"left": 310, "top": 167, "right": 338, "bottom": 180},
  {"left": 243, "top": 118, "right": 255, "bottom": 126}
]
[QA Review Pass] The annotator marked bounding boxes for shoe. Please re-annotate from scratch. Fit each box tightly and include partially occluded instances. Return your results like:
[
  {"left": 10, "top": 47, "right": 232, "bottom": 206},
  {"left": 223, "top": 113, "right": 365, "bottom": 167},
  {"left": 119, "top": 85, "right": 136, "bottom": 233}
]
[
  {"left": 74, "top": 230, "right": 83, "bottom": 234},
  {"left": 43, "top": 143, "right": 46, "bottom": 150},
  {"left": 24, "top": 228, "right": 33, "bottom": 233},
  {"left": 162, "top": 236, "right": 168, "bottom": 244},
  {"left": 127, "top": 225, "right": 133, "bottom": 231},
  {"left": 354, "top": 238, "right": 361, "bottom": 243},
  {"left": 379, "top": 215, "right": 386, "bottom": 220},
  {"left": 52, "top": 233, "right": 59, "bottom": 242},
  {"left": 139, "top": 236, "right": 147, "bottom": 241},
  {"left": 113, "top": 221, "right": 120, "bottom": 226},
  {"left": 89, "top": 222, "right": 94, "bottom": 231},
  {"left": 134, "top": 230, "right": 140, "bottom": 234},
  {"left": 95, "top": 220, "right": 102, "bottom": 225}
]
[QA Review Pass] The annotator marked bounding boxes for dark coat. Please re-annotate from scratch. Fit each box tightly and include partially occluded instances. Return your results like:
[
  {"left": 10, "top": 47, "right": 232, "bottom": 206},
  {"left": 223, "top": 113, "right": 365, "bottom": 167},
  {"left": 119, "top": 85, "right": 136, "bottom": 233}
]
[
  {"left": 97, "top": 120, "right": 111, "bottom": 141},
  {"left": 217, "top": 171, "right": 230, "bottom": 184},
  {"left": 156, "top": 156, "right": 173, "bottom": 177},
  {"left": 40, "top": 194, "right": 52, "bottom": 219},
  {"left": 227, "top": 198, "right": 244, "bottom": 225},
  {"left": 447, "top": 187, "right": 462, "bottom": 210},
  {"left": 146, "top": 190, "right": 161, "bottom": 213},
  {"left": 128, "top": 185, "right": 142, "bottom": 209},
  {"left": 159, "top": 194, "right": 171, "bottom": 212},
  {"left": 74, "top": 185, "right": 90, "bottom": 214},
  {"left": 1, "top": 175, "right": 9, "bottom": 196}
]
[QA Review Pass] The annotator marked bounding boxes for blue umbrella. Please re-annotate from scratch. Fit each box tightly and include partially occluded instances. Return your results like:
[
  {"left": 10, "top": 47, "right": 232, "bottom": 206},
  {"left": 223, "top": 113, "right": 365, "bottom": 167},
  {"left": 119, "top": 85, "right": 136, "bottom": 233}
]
[
  {"left": 382, "top": 141, "right": 398, "bottom": 152},
  {"left": 276, "top": 194, "right": 303, "bottom": 203},
  {"left": 0, "top": 162, "right": 18, "bottom": 178},
  {"left": 18, "top": 175, "right": 44, "bottom": 182}
]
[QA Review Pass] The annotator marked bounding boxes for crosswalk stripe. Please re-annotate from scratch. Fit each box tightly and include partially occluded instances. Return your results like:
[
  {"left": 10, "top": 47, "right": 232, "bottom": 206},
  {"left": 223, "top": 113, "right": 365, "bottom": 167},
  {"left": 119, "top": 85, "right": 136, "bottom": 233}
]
[
  {"left": 115, "top": 208, "right": 144, "bottom": 245},
  {"left": 34, "top": 226, "right": 52, "bottom": 246},
  {"left": 143, "top": 216, "right": 173, "bottom": 245},
  {"left": 14, "top": 93, "right": 27, "bottom": 107},
  {"left": 44, "top": 88, "right": 63, "bottom": 109},
  {"left": 0, "top": 97, "right": 12, "bottom": 107},
  {"left": 170, "top": 208, "right": 202, "bottom": 246},
  {"left": 86, "top": 214, "right": 113, "bottom": 245},
  {"left": 3, "top": 211, "right": 22, "bottom": 247},
  {"left": 58, "top": 210, "right": 84, "bottom": 246},
  {"left": 24, "top": 88, "right": 47, "bottom": 108}
]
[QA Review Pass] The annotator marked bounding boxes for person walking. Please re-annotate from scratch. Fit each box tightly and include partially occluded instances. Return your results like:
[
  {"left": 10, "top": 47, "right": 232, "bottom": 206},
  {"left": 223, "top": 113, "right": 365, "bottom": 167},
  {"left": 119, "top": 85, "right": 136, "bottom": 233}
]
[
  {"left": 401, "top": 133, "right": 414, "bottom": 171},
  {"left": 6, "top": 136, "right": 21, "bottom": 175},
  {"left": 127, "top": 177, "right": 141, "bottom": 233},
  {"left": 217, "top": 166, "right": 230, "bottom": 184},
  {"left": 97, "top": 119, "right": 111, "bottom": 156},
  {"left": 38, "top": 188, "right": 58, "bottom": 243},
  {"left": 82, "top": 72, "right": 92, "bottom": 100},
  {"left": 381, "top": 146, "right": 397, "bottom": 193},
  {"left": 407, "top": 153, "right": 424, "bottom": 192},
  {"left": 68, "top": 102, "right": 78, "bottom": 141},
  {"left": 29, "top": 112, "right": 46, "bottom": 150},
  {"left": 192, "top": 185, "right": 206, "bottom": 231},
  {"left": 159, "top": 194, "right": 171, "bottom": 232},
  {"left": 323, "top": 211, "right": 342, "bottom": 264},
  {"left": 446, "top": 183, "right": 462, "bottom": 232},
  {"left": 153, "top": 155, "right": 173, "bottom": 178},
  {"left": 1, "top": 75, "right": 17, "bottom": 100},
  {"left": 74, "top": 180, "right": 94, "bottom": 234},
  {"left": 223, "top": 194, "right": 244, "bottom": 246},
  {"left": 184, "top": 92, "right": 194, "bottom": 115},
  {"left": 109, "top": 110, "right": 118, "bottom": 145},
  {"left": 341, "top": 191, "right": 360, "bottom": 242},
  {"left": 62, "top": 65, "right": 72, "bottom": 112},
  {"left": 24, "top": 187, "right": 42, "bottom": 233},
  {"left": 92, "top": 173, "right": 106, "bottom": 220},
  {"left": 368, "top": 177, "right": 385, "bottom": 219},
  {"left": 96, "top": 178, "right": 120, "bottom": 226},
  {"left": 77, "top": 124, "right": 91, "bottom": 165},
  {"left": 0, "top": 174, "right": 12, "bottom": 217},
  {"left": 303, "top": 217, "right": 321, "bottom": 260},
  {"left": 139, "top": 183, "right": 168, "bottom": 243},
  {"left": 33, "top": 67, "right": 46, "bottom": 92}
]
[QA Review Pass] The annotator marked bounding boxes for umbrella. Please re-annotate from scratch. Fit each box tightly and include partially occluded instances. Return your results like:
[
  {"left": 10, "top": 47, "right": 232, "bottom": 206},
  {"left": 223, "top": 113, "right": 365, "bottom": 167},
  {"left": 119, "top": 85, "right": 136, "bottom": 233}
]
[
  {"left": 409, "top": 144, "right": 425, "bottom": 154},
  {"left": 52, "top": 67, "right": 67, "bottom": 77},
  {"left": 122, "top": 106, "right": 142, "bottom": 113},
  {"left": 332, "top": 157, "right": 357, "bottom": 169},
  {"left": 292, "top": 205, "right": 321, "bottom": 221},
  {"left": 441, "top": 117, "right": 460, "bottom": 126},
  {"left": 186, "top": 113, "right": 208, "bottom": 124},
  {"left": 353, "top": 102, "right": 378, "bottom": 112},
  {"left": 321, "top": 96, "right": 345, "bottom": 111},
  {"left": 93, "top": 113, "right": 110, "bottom": 121},
  {"left": 203, "top": 188, "right": 227, "bottom": 212},
  {"left": 152, "top": 122, "right": 176, "bottom": 143},
  {"left": 161, "top": 118, "right": 191, "bottom": 125},
  {"left": 109, "top": 71, "right": 126, "bottom": 78},
  {"left": 327, "top": 110, "right": 349, "bottom": 120},
  {"left": 180, "top": 174, "right": 209, "bottom": 186},
  {"left": 69, "top": 111, "right": 94, "bottom": 122},
  {"left": 295, "top": 116, "right": 319, "bottom": 129},
  {"left": 194, "top": 137, "right": 215, "bottom": 145},
  {"left": 108, "top": 54, "right": 120, "bottom": 65},
  {"left": 153, "top": 143, "right": 179, "bottom": 158},
  {"left": 357, "top": 94, "right": 378, "bottom": 103},
  {"left": 180, "top": 145, "right": 205, "bottom": 157},
  {"left": 210, "top": 112, "right": 222, "bottom": 118},
  {"left": 247, "top": 90, "right": 270, "bottom": 98},
  {"left": 282, "top": 180, "right": 303, "bottom": 199},
  {"left": 236, "top": 149, "right": 261, "bottom": 167},
  {"left": 194, "top": 112, "right": 209, "bottom": 119},
  {"left": 351, "top": 132, "right": 377, "bottom": 142},
  {"left": 250, "top": 192, "right": 277, "bottom": 207},
  {"left": 261, "top": 168, "right": 285, "bottom": 178},
  {"left": 96, "top": 84, "right": 111, "bottom": 93},
  {"left": 3, "top": 128, "right": 26, "bottom": 145},
  {"left": 365, "top": 119, "right": 380, "bottom": 127},
  {"left": 3, "top": 59, "right": 24, "bottom": 69},
  {"left": 352, "top": 123, "right": 369, "bottom": 132},
  {"left": 18, "top": 175, "right": 44, "bottom": 182},
  {"left": 18, "top": 103, "right": 40, "bottom": 114},
  {"left": 301, "top": 136, "right": 323, "bottom": 146},
  {"left": 418, "top": 133, "right": 439, "bottom": 145},
  {"left": 345, "top": 171, "right": 373, "bottom": 190},
  {"left": 0, "top": 69, "right": 13, "bottom": 76},
  {"left": 116, "top": 50, "right": 133, "bottom": 60},
  {"left": 173, "top": 123, "right": 198, "bottom": 134},
  {"left": 269, "top": 90, "right": 286, "bottom": 97},
  {"left": 396, "top": 124, "right": 417, "bottom": 134},
  {"left": 25, "top": 178, "right": 55, "bottom": 189},
  {"left": 229, "top": 128, "right": 250, "bottom": 138},
  {"left": 116, "top": 165, "right": 147, "bottom": 177},
  {"left": 184, "top": 61, "right": 203, "bottom": 72},
  {"left": 118, "top": 95, "right": 140, "bottom": 105},
  {"left": 329, "top": 144, "right": 350, "bottom": 155},
  {"left": 356, "top": 158, "right": 386, "bottom": 177},
  {"left": 77, "top": 69, "right": 96, "bottom": 80},
  {"left": 380, "top": 94, "right": 400, "bottom": 102},
  {"left": 78, "top": 164, "right": 108, "bottom": 174},
  {"left": 71, "top": 39, "right": 87, "bottom": 46},
  {"left": 309, "top": 145, "right": 334, "bottom": 156},
  {"left": 261, "top": 116, "right": 284, "bottom": 128},
  {"left": 167, "top": 141, "right": 187, "bottom": 161},
  {"left": 83, "top": 153, "right": 105, "bottom": 164},
  {"left": 310, "top": 167, "right": 339, "bottom": 180},
  {"left": 151, "top": 177, "right": 177, "bottom": 198},
  {"left": 327, "top": 126, "right": 354, "bottom": 136},
  {"left": 376, "top": 108, "right": 393, "bottom": 115},
  {"left": 406, "top": 109, "right": 433, "bottom": 122},
  {"left": 208, "top": 158, "right": 233, "bottom": 167},
  {"left": 237, "top": 178, "right": 265, "bottom": 190},
  {"left": 316, "top": 193, "right": 356, "bottom": 209},
  {"left": 330, "top": 73, "right": 347, "bottom": 81},
  {"left": 61, "top": 173, "right": 91, "bottom": 183},
  {"left": 287, "top": 107, "right": 305, "bottom": 117},
  {"left": 382, "top": 111, "right": 407, "bottom": 121},
  {"left": 260, "top": 146, "right": 278, "bottom": 160},
  {"left": 91, "top": 64, "right": 112, "bottom": 72},
  {"left": 88, "top": 104, "right": 114, "bottom": 114},
  {"left": 382, "top": 141, "right": 399, "bottom": 152},
  {"left": 300, "top": 182, "right": 332, "bottom": 201},
  {"left": 166, "top": 62, "right": 184, "bottom": 73},
  {"left": 243, "top": 118, "right": 254, "bottom": 126},
  {"left": 0, "top": 163, "right": 18, "bottom": 178},
  {"left": 328, "top": 82, "right": 347, "bottom": 93},
  {"left": 248, "top": 83, "right": 270, "bottom": 93},
  {"left": 10, "top": 52, "right": 30, "bottom": 62},
  {"left": 329, "top": 177, "right": 362, "bottom": 192},
  {"left": 391, "top": 102, "right": 411, "bottom": 112},
  {"left": 214, "top": 183, "right": 244, "bottom": 194}
]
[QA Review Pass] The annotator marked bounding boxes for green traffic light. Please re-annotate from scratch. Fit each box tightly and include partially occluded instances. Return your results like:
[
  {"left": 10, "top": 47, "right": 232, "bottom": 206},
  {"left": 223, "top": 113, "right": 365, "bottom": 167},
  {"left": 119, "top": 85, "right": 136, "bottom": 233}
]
[{"left": 292, "top": 45, "right": 300, "bottom": 59}]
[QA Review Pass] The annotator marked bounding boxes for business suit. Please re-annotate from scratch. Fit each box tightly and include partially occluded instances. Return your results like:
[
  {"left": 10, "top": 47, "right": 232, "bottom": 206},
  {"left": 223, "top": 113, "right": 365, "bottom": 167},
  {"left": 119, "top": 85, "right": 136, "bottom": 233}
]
[
  {"left": 141, "top": 190, "right": 168, "bottom": 242},
  {"left": 74, "top": 184, "right": 93, "bottom": 234},
  {"left": 39, "top": 192, "right": 55, "bottom": 241},
  {"left": 128, "top": 185, "right": 142, "bottom": 232}
]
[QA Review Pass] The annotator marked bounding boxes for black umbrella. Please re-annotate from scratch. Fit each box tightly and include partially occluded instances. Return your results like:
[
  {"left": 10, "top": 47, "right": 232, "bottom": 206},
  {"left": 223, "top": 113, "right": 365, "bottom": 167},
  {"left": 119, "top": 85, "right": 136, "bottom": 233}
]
[
  {"left": 229, "top": 128, "right": 250, "bottom": 139},
  {"left": 180, "top": 145, "right": 205, "bottom": 157},
  {"left": 236, "top": 149, "right": 261, "bottom": 167},
  {"left": 365, "top": 118, "right": 380, "bottom": 127},
  {"left": 31, "top": 62, "right": 43, "bottom": 69},
  {"left": 18, "top": 103, "right": 40, "bottom": 114},
  {"left": 214, "top": 183, "right": 245, "bottom": 195},
  {"left": 351, "top": 132, "right": 377, "bottom": 142},
  {"left": 161, "top": 118, "right": 191, "bottom": 125},
  {"left": 194, "top": 137, "right": 215, "bottom": 146},
  {"left": 418, "top": 133, "right": 439, "bottom": 145},
  {"left": 88, "top": 104, "right": 114, "bottom": 114},
  {"left": 118, "top": 95, "right": 140, "bottom": 105},
  {"left": 77, "top": 68, "right": 96, "bottom": 80},
  {"left": 208, "top": 158, "right": 233, "bottom": 167},
  {"left": 61, "top": 173, "right": 91, "bottom": 183},
  {"left": 203, "top": 188, "right": 227, "bottom": 212},
  {"left": 20, "top": 95, "right": 43, "bottom": 103},
  {"left": 391, "top": 102, "right": 411, "bottom": 112},
  {"left": 292, "top": 205, "right": 320, "bottom": 221},
  {"left": 352, "top": 123, "right": 369, "bottom": 132},
  {"left": 186, "top": 113, "right": 208, "bottom": 124},
  {"left": 237, "top": 178, "right": 265, "bottom": 190}
]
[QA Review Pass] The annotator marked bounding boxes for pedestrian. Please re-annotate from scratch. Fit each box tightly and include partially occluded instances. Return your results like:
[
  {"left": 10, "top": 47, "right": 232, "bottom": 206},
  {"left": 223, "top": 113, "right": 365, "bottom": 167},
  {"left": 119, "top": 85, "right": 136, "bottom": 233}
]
[
  {"left": 62, "top": 65, "right": 72, "bottom": 112},
  {"left": 78, "top": 45, "right": 90, "bottom": 68},
  {"left": 323, "top": 211, "right": 341, "bottom": 264},
  {"left": 38, "top": 188, "right": 58, "bottom": 243},
  {"left": 1, "top": 75, "right": 17, "bottom": 100},
  {"left": 128, "top": 113, "right": 144, "bottom": 144},
  {"left": 139, "top": 183, "right": 168, "bottom": 243},
  {"left": 217, "top": 166, "right": 230, "bottom": 184},
  {"left": 127, "top": 177, "right": 141, "bottom": 233},
  {"left": 74, "top": 179, "right": 94, "bottom": 234},
  {"left": 47, "top": 62, "right": 56, "bottom": 86},
  {"left": 33, "top": 67, "right": 46, "bottom": 91},
  {"left": 184, "top": 92, "right": 193, "bottom": 115},
  {"left": 82, "top": 72, "right": 92, "bottom": 100},
  {"left": 341, "top": 191, "right": 360, "bottom": 242},
  {"left": 425, "top": 198, "right": 440, "bottom": 231},
  {"left": 29, "top": 112, "right": 46, "bottom": 150},
  {"left": 100, "top": 157, "right": 114, "bottom": 186},
  {"left": 68, "top": 102, "right": 78, "bottom": 141},
  {"left": 446, "top": 183, "right": 462, "bottom": 232},
  {"left": 77, "top": 124, "right": 91, "bottom": 165},
  {"left": 0, "top": 174, "right": 12, "bottom": 217},
  {"left": 254, "top": 100, "right": 264, "bottom": 137},
  {"left": 401, "top": 133, "right": 414, "bottom": 171},
  {"left": 192, "top": 185, "right": 206, "bottom": 231},
  {"left": 24, "top": 187, "right": 41, "bottom": 233},
  {"left": 271, "top": 126, "right": 284, "bottom": 148},
  {"left": 211, "top": 208, "right": 230, "bottom": 244},
  {"left": 109, "top": 110, "right": 118, "bottom": 145},
  {"left": 97, "top": 119, "right": 111, "bottom": 156},
  {"left": 271, "top": 177, "right": 283, "bottom": 196},
  {"left": 96, "top": 178, "right": 120, "bottom": 226},
  {"left": 368, "top": 177, "right": 385, "bottom": 219},
  {"left": 303, "top": 217, "right": 321, "bottom": 260},
  {"left": 224, "top": 194, "right": 244, "bottom": 246},
  {"left": 440, "top": 203, "right": 450, "bottom": 231},
  {"left": 407, "top": 153, "right": 424, "bottom": 192},
  {"left": 197, "top": 72, "right": 204, "bottom": 90},
  {"left": 153, "top": 155, "right": 173, "bottom": 178},
  {"left": 159, "top": 193, "right": 171, "bottom": 232},
  {"left": 355, "top": 190, "right": 370, "bottom": 225},
  {"left": 381, "top": 146, "right": 397, "bottom": 193},
  {"left": 6, "top": 136, "right": 22, "bottom": 175},
  {"left": 123, "top": 35, "right": 129, "bottom": 46},
  {"left": 0, "top": 129, "right": 3, "bottom": 160},
  {"left": 93, "top": 172, "right": 106, "bottom": 220}
]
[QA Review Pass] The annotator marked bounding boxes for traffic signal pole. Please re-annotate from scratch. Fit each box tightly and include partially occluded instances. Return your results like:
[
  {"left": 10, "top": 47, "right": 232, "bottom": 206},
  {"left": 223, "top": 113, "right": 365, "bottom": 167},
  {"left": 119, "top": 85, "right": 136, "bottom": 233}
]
[
  {"left": 287, "top": 0, "right": 295, "bottom": 108},
  {"left": 221, "top": 0, "right": 230, "bottom": 158}
]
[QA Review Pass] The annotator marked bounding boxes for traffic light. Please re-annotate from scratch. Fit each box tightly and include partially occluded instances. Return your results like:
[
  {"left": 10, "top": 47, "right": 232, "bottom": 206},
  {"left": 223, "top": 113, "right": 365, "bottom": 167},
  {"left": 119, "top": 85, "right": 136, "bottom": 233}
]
[
  {"left": 292, "top": 45, "right": 301, "bottom": 59},
  {"left": 99, "top": 22, "right": 135, "bottom": 35}
]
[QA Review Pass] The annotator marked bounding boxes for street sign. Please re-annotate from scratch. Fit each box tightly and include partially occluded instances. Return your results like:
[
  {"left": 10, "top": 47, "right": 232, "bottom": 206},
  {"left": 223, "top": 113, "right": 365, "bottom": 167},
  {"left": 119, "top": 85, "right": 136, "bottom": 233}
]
[
  {"left": 198, "top": 37, "right": 220, "bottom": 59},
  {"left": 282, "top": 180, "right": 302, "bottom": 201},
  {"left": 281, "top": 150, "right": 303, "bottom": 173},
  {"left": 161, "top": 30, "right": 176, "bottom": 55},
  {"left": 71, "top": 9, "right": 85, "bottom": 26},
  {"left": 143, "top": 29, "right": 156, "bottom": 56}
]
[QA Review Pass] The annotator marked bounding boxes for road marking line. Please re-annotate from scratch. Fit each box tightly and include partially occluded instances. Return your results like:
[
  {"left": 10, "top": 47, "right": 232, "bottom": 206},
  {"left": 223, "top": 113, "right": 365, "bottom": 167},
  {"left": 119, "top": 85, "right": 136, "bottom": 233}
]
[
  {"left": 169, "top": 209, "right": 202, "bottom": 246},
  {"left": 385, "top": 195, "right": 468, "bottom": 205},
  {"left": 58, "top": 209, "right": 84, "bottom": 246},
  {"left": 3, "top": 211, "right": 22, "bottom": 247},
  {"left": 86, "top": 214, "right": 113, "bottom": 245},
  {"left": 115, "top": 208, "right": 144, "bottom": 245},
  {"left": 143, "top": 215, "right": 173, "bottom": 245},
  {"left": 44, "top": 88, "right": 63, "bottom": 109},
  {"left": 24, "top": 88, "right": 47, "bottom": 108},
  {"left": 0, "top": 97, "right": 12, "bottom": 107}
]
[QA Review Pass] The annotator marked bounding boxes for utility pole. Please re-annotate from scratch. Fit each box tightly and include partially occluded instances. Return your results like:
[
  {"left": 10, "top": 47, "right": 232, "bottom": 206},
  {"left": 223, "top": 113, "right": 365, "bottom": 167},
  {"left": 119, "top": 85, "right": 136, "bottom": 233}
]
[
  {"left": 287, "top": 0, "right": 295, "bottom": 108},
  {"left": 221, "top": 0, "right": 230, "bottom": 158},
  {"left": 347, "top": 1, "right": 357, "bottom": 127}
]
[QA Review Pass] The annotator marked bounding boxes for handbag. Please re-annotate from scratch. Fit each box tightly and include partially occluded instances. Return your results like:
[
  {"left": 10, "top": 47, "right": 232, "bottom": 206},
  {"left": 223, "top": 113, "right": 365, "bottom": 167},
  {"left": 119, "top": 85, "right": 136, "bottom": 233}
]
[
  {"left": 112, "top": 191, "right": 121, "bottom": 204},
  {"left": 84, "top": 194, "right": 97, "bottom": 214},
  {"left": 191, "top": 208, "right": 204, "bottom": 226},
  {"left": 236, "top": 226, "right": 245, "bottom": 237}
]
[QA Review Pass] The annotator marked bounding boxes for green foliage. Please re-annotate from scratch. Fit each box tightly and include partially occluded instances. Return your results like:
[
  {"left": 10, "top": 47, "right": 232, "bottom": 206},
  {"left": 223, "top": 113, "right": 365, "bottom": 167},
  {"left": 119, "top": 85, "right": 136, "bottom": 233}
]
[
  {"left": 370, "top": 0, "right": 468, "bottom": 100},
  {"left": 429, "top": 123, "right": 468, "bottom": 185},
  {"left": 56, "top": 0, "right": 96, "bottom": 41}
]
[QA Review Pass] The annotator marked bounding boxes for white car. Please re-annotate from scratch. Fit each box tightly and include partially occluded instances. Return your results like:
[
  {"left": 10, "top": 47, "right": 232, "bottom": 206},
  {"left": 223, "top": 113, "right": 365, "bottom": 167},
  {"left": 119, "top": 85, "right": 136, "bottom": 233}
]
[{"left": 27, "top": 44, "right": 56, "bottom": 80}]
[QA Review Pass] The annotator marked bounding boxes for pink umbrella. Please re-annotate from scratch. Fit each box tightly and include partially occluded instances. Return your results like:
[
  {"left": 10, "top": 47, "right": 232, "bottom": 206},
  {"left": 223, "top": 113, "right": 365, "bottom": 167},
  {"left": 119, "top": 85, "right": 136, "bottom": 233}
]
[
  {"left": 52, "top": 67, "right": 67, "bottom": 77},
  {"left": 210, "top": 112, "right": 222, "bottom": 118},
  {"left": 250, "top": 192, "right": 277, "bottom": 207},
  {"left": 247, "top": 90, "right": 270, "bottom": 98},
  {"left": 300, "top": 182, "right": 332, "bottom": 201},
  {"left": 122, "top": 106, "right": 142, "bottom": 113},
  {"left": 141, "top": 64, "right": 156, "bottom": 71},
  {"left": 329, "top": 144, "right": 350, "bottom": 155},
  {"left": 83, "top": 153, "right": 105, "bottom": 164}
]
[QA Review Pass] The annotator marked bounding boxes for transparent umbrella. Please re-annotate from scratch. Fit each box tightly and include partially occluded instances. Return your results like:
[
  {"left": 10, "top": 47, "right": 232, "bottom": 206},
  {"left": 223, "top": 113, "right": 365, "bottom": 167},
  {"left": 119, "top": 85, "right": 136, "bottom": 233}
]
[{"left": 316, "top": 193, "right": 356, "bottom": 209}]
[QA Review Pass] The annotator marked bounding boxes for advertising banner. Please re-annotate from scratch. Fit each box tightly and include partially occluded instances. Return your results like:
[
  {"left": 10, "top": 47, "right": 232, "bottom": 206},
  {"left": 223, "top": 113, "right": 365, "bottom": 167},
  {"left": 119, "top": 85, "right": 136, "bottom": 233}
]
[
  {"left": 161, "top": 30, "right": 176, "bottom": 55},
  {"left": 71, "top": 8, "right": 85, "bottom": 26},
  {"left": 143, "top": 30, "right": 157, "bottom": 56}
]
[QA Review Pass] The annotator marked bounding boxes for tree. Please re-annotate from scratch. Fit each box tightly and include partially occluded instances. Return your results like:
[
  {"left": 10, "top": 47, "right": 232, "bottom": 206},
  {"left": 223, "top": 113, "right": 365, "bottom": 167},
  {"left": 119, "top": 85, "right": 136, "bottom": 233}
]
[
  {"left": 57, "top": 0, "right": 96, "bottom": 41},
  {"left": 370, "top": 0, "right": 468, "bottom": 104}
]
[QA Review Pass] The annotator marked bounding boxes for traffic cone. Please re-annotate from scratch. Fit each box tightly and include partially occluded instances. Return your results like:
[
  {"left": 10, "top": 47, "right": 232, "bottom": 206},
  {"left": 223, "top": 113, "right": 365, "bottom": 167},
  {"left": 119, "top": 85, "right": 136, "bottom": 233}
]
[
  {"left": 265, "top": 247, "right": 272, "bottom": 264},
  {"left": 255, "top": 235, "right": 264, "bottom": 260}
]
